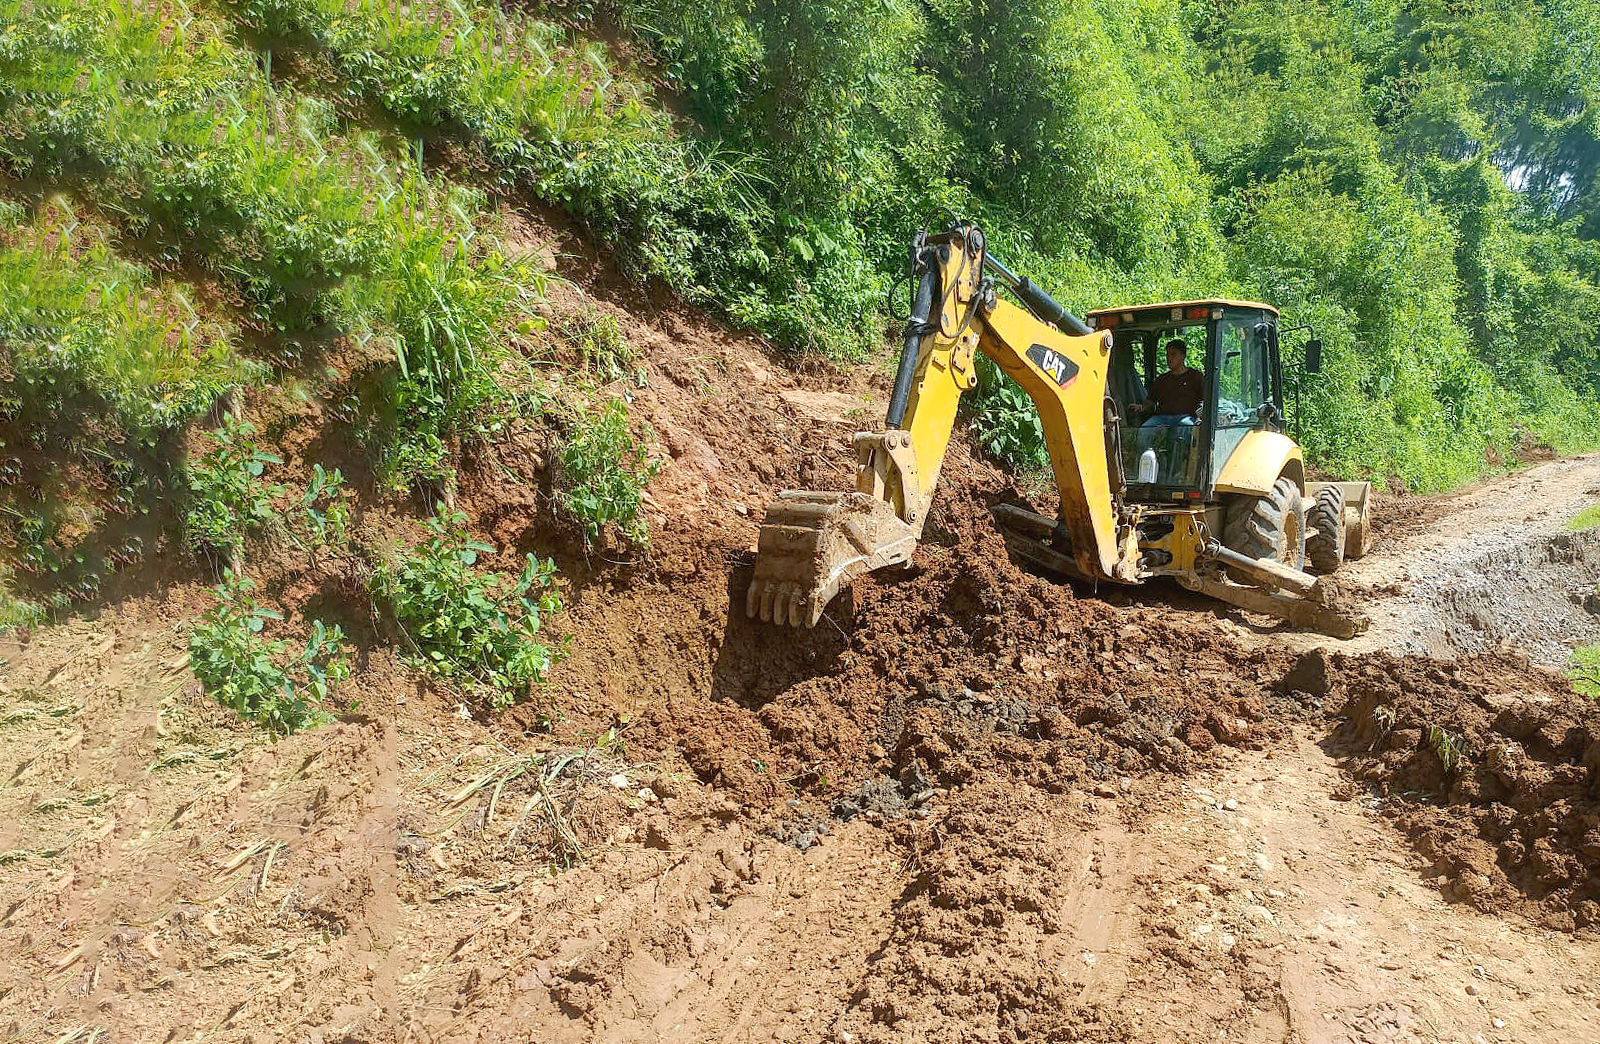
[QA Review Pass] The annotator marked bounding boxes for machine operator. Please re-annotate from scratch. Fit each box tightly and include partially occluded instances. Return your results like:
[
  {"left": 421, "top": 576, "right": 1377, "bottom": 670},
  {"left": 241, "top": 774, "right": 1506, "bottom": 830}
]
[{"left": 1141, "top": 338, "right": 1202, "bottom": 425}]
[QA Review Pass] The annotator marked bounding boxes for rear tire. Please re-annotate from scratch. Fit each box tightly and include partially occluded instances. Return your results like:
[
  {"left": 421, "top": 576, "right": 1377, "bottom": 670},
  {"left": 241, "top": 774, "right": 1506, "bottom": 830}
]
[
  {"left": 1306, "top": 484, "right": 1346, "bottom": 574},
  {"left": 1223, "top": 475, "right": 1306, "bottom": 575}
]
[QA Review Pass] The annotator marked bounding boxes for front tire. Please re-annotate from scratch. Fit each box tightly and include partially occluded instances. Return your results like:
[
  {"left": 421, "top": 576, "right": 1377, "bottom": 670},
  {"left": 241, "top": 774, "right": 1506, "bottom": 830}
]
[
  {"left": 1306, "top": 484, "right": 1346, "bottom": 574},
  {"left": 1223, "top": 474, "right": 1306, "bottom": 574}
]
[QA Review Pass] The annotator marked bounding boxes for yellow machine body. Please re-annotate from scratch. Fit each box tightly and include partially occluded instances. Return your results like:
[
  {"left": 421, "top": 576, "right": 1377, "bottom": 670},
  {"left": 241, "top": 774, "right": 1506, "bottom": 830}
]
[
  {"left": 747, "top": 224, "right": 1368, "bottom": 638},
  {"left": 1214, "top": 431, "right": 1304, "bottom": 497}
]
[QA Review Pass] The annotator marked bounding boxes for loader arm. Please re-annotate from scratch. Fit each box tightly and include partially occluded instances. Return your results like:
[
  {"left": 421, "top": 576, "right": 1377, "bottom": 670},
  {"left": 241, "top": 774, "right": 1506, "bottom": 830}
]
[{"left": 747, "top": 224, "right": 1136, "bottom": 626}]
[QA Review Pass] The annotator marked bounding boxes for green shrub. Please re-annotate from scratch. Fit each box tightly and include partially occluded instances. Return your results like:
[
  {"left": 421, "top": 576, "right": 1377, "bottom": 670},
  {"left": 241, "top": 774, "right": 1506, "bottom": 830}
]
[
  {"left": 189, "top": 575, "right": 349, "bottom": 734},
  {"left": 556, "top": 303, "right": 636, "bottom": 383},
  {"left": 558, "top": 397, "right": 660, "bottom": 547},
  {"left": 370, "top": 507, "right": 562, "bottom": 706},
  {"left": 0, "top": 201, "right": 245, "bottom": 444},
  {"left": 968, "top": 356, "right": 1051, "bottom": 472},
  {"left": 184, "top": 418, "right": 284, "bottom": 563}
]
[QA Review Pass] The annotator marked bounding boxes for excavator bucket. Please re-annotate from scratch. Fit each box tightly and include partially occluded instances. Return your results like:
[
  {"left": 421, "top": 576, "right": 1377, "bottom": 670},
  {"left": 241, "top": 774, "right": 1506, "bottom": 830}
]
[{"left": 745, "top": 491, "right": 919, "bottom": 627}]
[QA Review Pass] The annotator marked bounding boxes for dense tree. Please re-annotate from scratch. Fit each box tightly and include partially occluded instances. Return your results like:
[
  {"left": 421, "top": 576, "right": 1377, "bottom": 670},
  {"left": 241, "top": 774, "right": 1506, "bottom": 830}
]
[{"left": 602, "top": 0, "right": 1599, "bottom": 488}]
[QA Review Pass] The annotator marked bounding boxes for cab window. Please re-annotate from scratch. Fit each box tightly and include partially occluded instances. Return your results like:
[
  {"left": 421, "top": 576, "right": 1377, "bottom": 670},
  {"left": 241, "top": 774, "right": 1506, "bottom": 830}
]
[{"left": 1210, "top": 317, "right": 1273, "bottom": 480}]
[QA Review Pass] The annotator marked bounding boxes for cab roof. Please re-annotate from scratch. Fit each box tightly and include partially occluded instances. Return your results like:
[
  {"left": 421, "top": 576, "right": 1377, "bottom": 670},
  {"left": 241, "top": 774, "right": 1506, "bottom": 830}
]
[{"left": 1085, "top": 298, "right": 1280, "bottom": 318}]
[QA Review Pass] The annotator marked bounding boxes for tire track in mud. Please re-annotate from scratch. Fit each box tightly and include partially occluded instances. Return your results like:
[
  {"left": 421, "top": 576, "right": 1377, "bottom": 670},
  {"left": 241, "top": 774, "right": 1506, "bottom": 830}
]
[{"left": 467, "top": 820, "right": 904, "bottom": 1044}]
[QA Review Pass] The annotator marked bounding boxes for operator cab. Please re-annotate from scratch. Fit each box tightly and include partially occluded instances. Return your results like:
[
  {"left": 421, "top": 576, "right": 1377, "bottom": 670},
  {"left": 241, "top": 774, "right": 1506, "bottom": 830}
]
[{"left": 1086, "top": 299, "right": 1283, "bottom": 505}]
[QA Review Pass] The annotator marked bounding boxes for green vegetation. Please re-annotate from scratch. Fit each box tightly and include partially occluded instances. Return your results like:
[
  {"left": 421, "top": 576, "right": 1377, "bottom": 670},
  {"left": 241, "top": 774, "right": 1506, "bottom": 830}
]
[
  {"left": 189, "top": 576, "right": 350, "bottom": 734},
  {"left": 1569, "top": 642, "right": 1600, "bottom": 699},
  {"left": 184, "top": 419, "right": 285, "bottom": 564},
  {"left": 557, "top": 304, "right": 638, "bottom": 384},
  {"left": 593, "top": 0, "right": 1600, "bottom": 489},
  {"left": 370, "top": 508, "right": 563, "bottom": 707},
  {"left": 1427, "top": 723, "right": 1472, "bottom": 776},
  {"left": 558, "top": 397, "right": 661, "bottom": 547},
  {"left": 970, "top": 356, "right": 1051, "bottom": 473},
  {"left": 289, "top": 464, "right": 351, "bottom": 553},
  {"left": 1567, "top": 504, "right": 1600, "bottom": 532}
]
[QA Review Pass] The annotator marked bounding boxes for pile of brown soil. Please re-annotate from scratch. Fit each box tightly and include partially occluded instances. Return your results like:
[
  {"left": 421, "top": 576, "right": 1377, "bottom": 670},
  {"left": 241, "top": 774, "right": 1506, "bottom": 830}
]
[
  {"left": 1298, "top": 650, "right": 1600, "bottom": 930},
  {"left": 634, "top": 453, "right": 1293, "bottom": 815}
]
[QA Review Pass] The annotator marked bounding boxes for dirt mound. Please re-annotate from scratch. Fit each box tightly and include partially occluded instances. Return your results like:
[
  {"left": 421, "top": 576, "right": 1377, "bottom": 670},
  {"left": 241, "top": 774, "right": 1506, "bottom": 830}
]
[
  {"left": 633, "top": 452, "right": 1294, "bottom": 830},
  {"left": 1301, "top": 649, "right": 1600, "bottom": 930}
]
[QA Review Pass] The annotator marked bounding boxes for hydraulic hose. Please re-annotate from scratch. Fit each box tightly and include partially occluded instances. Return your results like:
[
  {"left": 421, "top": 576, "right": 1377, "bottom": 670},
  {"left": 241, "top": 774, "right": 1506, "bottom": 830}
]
[
  {"left": 887, "top": 260, "right": 938, "bottom": 428},
  {"left": 982, "top": 254, "right": 1092, "bottom": 336}
]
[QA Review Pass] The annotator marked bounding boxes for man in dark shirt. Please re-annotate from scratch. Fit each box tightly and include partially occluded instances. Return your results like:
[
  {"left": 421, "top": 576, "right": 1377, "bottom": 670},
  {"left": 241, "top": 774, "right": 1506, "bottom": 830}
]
[{"left": 1142, "top": 338, "right": 1202, "bottom": 425}]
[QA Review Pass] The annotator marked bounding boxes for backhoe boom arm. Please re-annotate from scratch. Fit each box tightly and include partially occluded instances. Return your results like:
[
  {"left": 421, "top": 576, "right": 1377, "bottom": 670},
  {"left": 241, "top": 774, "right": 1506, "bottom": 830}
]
[{"left": 747, "top": 224, "right": 1137, "bottom": 626}]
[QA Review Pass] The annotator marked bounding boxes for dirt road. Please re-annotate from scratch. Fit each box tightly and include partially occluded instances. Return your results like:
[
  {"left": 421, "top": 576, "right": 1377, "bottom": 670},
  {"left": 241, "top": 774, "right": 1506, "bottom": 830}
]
[{"left": 1311, "top": 454, "right": 1600, "bottom": 663}]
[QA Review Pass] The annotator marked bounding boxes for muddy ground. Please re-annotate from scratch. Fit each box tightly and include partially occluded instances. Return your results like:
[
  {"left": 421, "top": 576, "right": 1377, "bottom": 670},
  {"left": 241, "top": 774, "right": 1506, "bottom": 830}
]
[{"left": 3, "top": 210, "right": 1600, "bottom": 1043}]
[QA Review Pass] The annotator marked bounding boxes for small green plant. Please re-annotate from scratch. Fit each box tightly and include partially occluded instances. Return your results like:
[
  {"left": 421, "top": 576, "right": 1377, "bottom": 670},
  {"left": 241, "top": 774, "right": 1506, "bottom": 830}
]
[
  {"left": 370, "top": 507, "right": 563, "bottom": 706},
  {"left": 557, "top": 304, "right": 636, "bottom": 383},
  {"left": 1567, "top": 641, "right": 1600, "bottom": 699},
  {"left": 184, "top": 418, "right": 285, "bottom": 562},
  {"left": 558, "top": 397, "right": 661, "bottom": 547},
  {"left": 289, "top": 464, "right": 350, "bottom": 553},
  {"left": 1427, "top": 724, "right": 1471, "bottom": 776},
  {"left": 0, "top": 577, "right": 47, "bottom": 632},
  {"left": 1567, "top": 504, "right": 1600, "bottom": 532},
  {"left": 189, "top": 576, "right": 349, "bottom": 734}
]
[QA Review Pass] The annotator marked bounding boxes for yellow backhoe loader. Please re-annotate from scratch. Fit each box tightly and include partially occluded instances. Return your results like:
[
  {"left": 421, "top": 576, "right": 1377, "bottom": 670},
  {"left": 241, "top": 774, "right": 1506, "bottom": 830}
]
[{"left": 746, "top": 221, "right": 1373, "bottom": 638}]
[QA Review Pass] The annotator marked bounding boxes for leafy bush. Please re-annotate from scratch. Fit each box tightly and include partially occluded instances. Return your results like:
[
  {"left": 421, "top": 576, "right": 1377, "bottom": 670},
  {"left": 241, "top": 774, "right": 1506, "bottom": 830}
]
[
  {"left": 370, "top": 507, "right": 562, "bottom": 706},
  {"left": 556, "top": 303, "right": 637, "bottom": 383},
  {"left": 968, "top": 356, "right": 1051, "bottom": 473},
  {"left": 184, "top": 419, "right": 284, "bottom": 563},
  {"left": 189, "top": 575, "right": 349, "bottom": 734},
  {"left": 0, "top": 208, "right": 244, "bottom": 444},
  {"left": 558, "top": 397, "right": 660, "bottom": 547}
]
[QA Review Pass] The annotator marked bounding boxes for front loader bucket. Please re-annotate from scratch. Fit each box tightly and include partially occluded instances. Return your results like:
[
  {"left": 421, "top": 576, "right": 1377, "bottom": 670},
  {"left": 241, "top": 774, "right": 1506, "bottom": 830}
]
[{"left": 746, "top": 491, "right": 919, "bottom": 627}]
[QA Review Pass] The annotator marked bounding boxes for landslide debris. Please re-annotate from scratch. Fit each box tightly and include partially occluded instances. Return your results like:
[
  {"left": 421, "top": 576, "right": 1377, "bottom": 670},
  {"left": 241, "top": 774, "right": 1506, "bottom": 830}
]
[
  {"left": 1305, "top": 649, "right": 1600, "bottom": 930},
  {"left": 620, "top": 445, "right": 1600, "bottom": 943},
  {"left": 634, "top": 454, "right": 1293, "bottom": 811}
]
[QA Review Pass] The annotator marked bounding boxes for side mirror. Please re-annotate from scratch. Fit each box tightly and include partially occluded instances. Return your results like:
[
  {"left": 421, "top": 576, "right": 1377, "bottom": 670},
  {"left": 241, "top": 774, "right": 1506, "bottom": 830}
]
[{"left": 1305, "top": 339, "right": 1323, "bottom": 374}]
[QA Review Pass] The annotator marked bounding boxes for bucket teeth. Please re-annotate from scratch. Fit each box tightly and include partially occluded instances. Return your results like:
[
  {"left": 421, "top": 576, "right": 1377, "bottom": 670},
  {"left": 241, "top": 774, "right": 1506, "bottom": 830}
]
[
  {"left": 744, "top": 491, "right": 921, "bottom": 628},
  {"left": 745, "top": 579, "right": 806, "bottom": 627}
]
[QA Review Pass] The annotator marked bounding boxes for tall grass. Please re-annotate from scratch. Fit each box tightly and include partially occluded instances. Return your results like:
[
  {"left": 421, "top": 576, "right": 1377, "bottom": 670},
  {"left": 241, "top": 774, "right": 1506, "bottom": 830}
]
[
  {"left": 0, "top": 0, "right": 560, "bottom": 615},
  {"left": 0, "top": 199, "right": 246, "bottom": 442},
  {"left": 0, "top": 199, "right": 249, "bottom": 617},
  {"left": 217, "top": 0, "right": 881, "bottom": 357}
]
